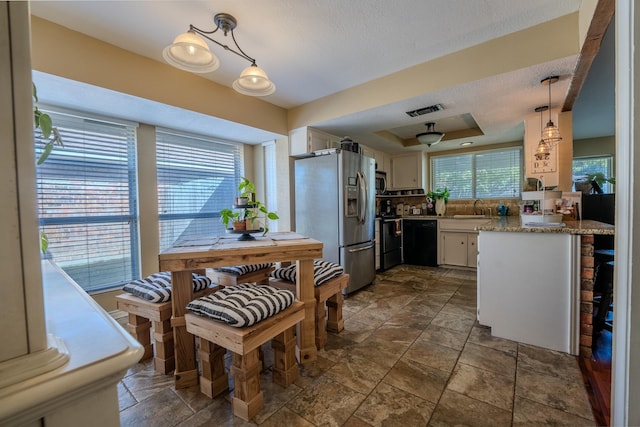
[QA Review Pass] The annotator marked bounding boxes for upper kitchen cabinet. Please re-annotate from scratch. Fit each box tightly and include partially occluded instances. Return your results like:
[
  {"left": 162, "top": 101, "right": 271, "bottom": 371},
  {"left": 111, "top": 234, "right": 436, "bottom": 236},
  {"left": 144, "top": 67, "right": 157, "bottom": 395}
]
[
  {"left": 361, "top": 146, "right": 391, "bottom": 173},
  {"left": 289, "top": 127, "right": 341, "bottom": 157},
  {"left": 390, "top": 152, "right": 425, "bottom": 189}
]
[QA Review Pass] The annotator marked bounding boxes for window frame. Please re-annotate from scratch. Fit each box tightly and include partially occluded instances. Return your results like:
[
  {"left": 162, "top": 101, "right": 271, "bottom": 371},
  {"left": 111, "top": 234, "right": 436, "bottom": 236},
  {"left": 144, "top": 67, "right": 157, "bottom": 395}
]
[
  {"left": 430, "top": 146, "right": 523, "bottom": 200},
  {"left": 35, "top": 107, "right": 140, "bottom": 293},
  {"left": 155, "top": 128, "right": 244, "bottom": 252}
]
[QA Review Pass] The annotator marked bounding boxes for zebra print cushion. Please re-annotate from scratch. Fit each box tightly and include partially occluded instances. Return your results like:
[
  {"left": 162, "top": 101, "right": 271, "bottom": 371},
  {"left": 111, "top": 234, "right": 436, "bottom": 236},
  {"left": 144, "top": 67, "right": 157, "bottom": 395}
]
[
  {"left": 122, "top": 272, "right": 211, "bottom": 303},
  {"left": 270, "top": 260, "right": 344, "bottom": 287},
  {"left": 212, "top": 263, "right": 274, "bottom": 276},
  {"left": 186, "top": 283, "right": 295, "bottom": 327}
]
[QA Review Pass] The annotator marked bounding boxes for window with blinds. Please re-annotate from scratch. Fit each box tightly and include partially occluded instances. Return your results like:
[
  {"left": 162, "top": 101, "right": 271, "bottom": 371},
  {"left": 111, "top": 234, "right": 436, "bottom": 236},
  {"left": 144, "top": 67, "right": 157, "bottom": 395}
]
[
  {"left": 431, "top": 147, "right": 522, "bottom": 199},
  {"left": 35, "top": 110, "right": 139, "bottom": 292},
  {"left": 156, "top": 130, "right": 243, "bottom": 252},
  {"left": 573, "top": 156, "right": 613, "bottom": 193}
]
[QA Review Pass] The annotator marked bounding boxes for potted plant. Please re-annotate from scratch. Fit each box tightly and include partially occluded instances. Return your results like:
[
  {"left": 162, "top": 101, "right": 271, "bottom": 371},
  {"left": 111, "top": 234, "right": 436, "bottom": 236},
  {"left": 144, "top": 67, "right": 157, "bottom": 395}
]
[
  {"left": 235, "top": 177, "right": 255, "bottom": 205},
  {"left": 220, "top": 208, "right": 245, "bottom": 230},
  {"left": 427, "top": 187, "right": 450, "bottom": 216},
  {"left": 222, "top": 178, "right": 279, "bottom": 235},
  {"left": 587, "top": 172, "right": 615, "bottom": 194}
]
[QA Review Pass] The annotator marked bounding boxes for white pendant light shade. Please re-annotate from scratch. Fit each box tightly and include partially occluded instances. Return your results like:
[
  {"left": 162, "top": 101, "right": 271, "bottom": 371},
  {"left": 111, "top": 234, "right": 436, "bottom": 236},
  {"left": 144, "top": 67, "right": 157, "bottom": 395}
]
[
  {"left": 232, "top": 64, "right": 276, "bottom": 96},
  {"left": 416, "top": 122, "right": 445, "bottom": 147},
  {"left": 162, "top": 31, "right": 220, "bottom": 73}
]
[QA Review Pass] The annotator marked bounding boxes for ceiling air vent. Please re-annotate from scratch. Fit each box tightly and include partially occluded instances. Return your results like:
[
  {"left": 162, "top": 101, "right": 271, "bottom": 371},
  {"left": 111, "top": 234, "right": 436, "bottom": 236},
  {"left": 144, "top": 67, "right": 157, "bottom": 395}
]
[{"left": 405, "top": 103, "right": 444, "bottom": 117}]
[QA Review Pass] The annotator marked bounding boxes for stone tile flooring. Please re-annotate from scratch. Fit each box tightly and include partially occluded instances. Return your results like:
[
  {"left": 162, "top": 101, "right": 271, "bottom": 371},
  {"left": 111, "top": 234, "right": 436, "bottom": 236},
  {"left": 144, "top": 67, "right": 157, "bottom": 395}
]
[{"left": 117, "top": 265, "right": 596, "bottom": 426}]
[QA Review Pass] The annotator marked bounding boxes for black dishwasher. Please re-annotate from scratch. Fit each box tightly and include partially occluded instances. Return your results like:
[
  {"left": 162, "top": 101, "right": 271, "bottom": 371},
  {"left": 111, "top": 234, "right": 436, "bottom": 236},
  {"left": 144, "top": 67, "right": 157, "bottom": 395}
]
[{"left": 403, "top": 220, "right": 438, "bottom": 266}]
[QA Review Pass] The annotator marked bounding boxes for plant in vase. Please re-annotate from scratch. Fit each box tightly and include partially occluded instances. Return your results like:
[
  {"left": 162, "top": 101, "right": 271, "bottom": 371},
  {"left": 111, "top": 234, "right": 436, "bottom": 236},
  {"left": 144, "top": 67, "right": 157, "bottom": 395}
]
[
  {"left": 244, "top": 200, "right": 279, "bottom": 234},
  {"left": 220, "top": 208, "right": 245, "bottom": 231},
  {"left": 427, "top": 188, "right": 449, "bottom": 216},
  {"left": 222, "top": 178, "right": 279, "bottom": 236},
  {"left": 235, "top": 177, "right": 255, "bottom": 205}
]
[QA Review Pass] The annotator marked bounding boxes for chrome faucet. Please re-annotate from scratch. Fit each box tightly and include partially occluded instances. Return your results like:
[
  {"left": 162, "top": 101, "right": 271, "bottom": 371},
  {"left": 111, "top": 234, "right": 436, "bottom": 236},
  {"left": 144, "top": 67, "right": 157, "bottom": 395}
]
[{"left": 473, "top": 199, "right": 486, "bottom": 215}]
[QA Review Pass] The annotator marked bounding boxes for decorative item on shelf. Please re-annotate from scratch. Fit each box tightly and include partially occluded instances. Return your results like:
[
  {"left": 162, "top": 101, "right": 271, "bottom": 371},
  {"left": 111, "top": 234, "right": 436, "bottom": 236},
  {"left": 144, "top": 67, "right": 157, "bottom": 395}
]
[
  {"left": 497, "top": 201, "right": 509, "bottom": 216},
  {"left": 427, "top": 188, "right": 449, "bottom": 216},
  {"left": 416, "top": 122, "right": 445, "bottom": 147},
  {"left": 220, "top": 177, "right": 279, "bottom": 240},
  {"left": 540, "top": 76, "right": 562, "bottom": 145},
  {"left": 163, "top": 12, "right": 275, "bottom": 96}
]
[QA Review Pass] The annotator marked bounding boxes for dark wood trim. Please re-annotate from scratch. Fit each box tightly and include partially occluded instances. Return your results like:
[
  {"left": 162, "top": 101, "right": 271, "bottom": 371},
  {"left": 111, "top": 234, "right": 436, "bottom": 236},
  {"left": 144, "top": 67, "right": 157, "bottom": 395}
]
[{"left": 563, "top": 0, "right": 615, "bottom": 111}]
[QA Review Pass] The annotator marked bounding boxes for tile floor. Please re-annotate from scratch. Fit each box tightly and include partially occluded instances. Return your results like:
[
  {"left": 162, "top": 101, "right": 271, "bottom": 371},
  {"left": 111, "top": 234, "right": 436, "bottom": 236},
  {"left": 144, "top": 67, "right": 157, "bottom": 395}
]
[{"left": 116, "top": 265, "right": 596, "bottom": 426}]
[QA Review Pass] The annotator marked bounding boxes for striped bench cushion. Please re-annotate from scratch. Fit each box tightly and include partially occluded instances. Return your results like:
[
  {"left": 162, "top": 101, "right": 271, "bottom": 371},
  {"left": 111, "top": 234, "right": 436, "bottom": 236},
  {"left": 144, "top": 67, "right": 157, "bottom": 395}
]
[
  {"left": 270, "top": 260, "right": 344, "bottom": 287},
  {"left": 186, "top": 283, "right": 295, "bottom": 327},
  {"left": 212, "top": 263, "right": 274, "bottom": 276},
  {"left": 122, "top": 272, "right": 211, "bottom": 303}
]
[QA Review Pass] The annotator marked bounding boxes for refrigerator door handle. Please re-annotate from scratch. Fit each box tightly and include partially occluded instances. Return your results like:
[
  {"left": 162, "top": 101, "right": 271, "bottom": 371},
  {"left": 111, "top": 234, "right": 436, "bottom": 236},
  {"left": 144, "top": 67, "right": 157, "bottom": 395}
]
[
  {"left": 357, "top": 171, "right": 367, "bottom": 224},
  {"left": 348, "top": 243, "right": 375, "bottom": 253}
]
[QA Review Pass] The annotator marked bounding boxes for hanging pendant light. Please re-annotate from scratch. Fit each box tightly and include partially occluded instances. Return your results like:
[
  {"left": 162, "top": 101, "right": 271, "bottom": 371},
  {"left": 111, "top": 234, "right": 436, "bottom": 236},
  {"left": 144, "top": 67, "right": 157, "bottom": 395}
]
[
  {"left": 534, "top": 106, "right": 550, "bottom": 155},
  {"left": 416, "top": 122, "right": 445, "bottom": 147},
  {"left": 541, "top": 76, "right": 562, "bottom": 145},
  {"left": 163, "top": 12, "right": 276, "bottom": 97}
]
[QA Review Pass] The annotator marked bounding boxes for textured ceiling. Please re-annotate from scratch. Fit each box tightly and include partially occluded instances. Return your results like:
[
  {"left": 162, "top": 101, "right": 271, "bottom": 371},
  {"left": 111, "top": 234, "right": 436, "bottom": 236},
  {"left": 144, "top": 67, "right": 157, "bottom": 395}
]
[{"left": 30, "top": 0, "right": 614, "bottom": 153}]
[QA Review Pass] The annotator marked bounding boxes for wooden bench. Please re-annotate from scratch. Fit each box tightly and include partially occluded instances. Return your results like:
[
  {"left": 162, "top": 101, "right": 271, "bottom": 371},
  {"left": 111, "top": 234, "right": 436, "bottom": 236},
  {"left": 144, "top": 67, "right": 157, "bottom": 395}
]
[
  {"left": 115, "top": 270, "right": 216, "bottom": 374},
  {"left": 185, "top": 301, "right": 304, "bottom": 421},
  {"left": 270, "top": 273, "right": 349, "bottom": 350},
  {"left": 207, "top": 266, "right": 274, "bottom": 287}
]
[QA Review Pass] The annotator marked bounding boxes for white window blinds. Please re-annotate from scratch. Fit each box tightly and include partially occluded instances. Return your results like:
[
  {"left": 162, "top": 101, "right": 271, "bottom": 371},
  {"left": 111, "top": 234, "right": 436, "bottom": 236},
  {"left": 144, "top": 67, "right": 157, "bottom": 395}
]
[
  {"left": 431, "top": 147, "right": 522, "bottom": 199},
  {"left": 573, "top": 156, "right": 613, "bottom": 193},
  {"left": 35, "top": 110, "right": 139, "bottom": 292},
  {"left": 156, "top": 130, "right": 243, "bottom": 251}
]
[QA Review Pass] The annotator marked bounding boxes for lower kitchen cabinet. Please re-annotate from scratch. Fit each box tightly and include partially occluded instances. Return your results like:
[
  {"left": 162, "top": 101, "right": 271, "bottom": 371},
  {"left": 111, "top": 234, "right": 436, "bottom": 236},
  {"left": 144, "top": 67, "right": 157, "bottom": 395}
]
[
  {"left": 438, "top": 219, "right": 483, "bottom": 268},
  {"left": 440, "top": 232, "right": 469, "bottom": 267}
]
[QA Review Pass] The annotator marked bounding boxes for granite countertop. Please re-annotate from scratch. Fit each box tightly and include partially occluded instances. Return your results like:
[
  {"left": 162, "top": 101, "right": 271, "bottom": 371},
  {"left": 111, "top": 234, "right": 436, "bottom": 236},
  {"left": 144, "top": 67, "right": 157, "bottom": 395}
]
[{"left": 475, "top": 216, "right": 615, "bottom": 235}]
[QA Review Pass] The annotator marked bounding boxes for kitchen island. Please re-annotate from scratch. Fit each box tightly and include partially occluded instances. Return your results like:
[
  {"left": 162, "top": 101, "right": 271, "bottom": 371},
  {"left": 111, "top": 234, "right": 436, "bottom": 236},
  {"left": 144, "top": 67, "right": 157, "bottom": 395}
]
[{"left": 475, "top": 217, "right": 614, "bottom": 356}]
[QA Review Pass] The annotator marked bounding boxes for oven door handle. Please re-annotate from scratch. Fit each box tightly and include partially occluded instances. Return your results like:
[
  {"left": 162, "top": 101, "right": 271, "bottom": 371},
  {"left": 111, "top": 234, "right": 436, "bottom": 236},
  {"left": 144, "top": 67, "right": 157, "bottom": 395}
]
[{"left": 349, "top": 243, "right": 374, "bottom": 253}]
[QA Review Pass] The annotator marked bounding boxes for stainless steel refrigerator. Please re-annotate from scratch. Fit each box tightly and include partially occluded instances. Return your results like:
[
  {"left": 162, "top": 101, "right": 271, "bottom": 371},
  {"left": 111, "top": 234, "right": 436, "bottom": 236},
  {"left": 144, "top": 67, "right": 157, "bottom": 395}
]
[{"left": 294, "top": 149, "right": 376, "bottom": 294}]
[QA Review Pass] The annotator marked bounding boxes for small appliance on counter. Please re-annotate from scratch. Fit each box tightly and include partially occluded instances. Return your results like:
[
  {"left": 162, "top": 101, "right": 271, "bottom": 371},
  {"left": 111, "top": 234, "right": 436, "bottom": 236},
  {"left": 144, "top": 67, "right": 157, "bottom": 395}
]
[
  {"left": 395, "top": 203, "right": 404, "bottom": 216},
  {"left": 520, "top": 190, "right": 563, "bottom": 224}
]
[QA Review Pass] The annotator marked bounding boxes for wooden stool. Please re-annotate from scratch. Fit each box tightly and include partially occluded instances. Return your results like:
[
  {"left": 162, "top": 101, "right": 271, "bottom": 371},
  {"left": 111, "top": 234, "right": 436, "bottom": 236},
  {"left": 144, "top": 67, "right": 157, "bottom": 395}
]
[
  {"left": 185, "top": 301, "right": 304, "bottom": 421},
  {"left": 270, "top": 273, "right": 349, "bottom": 350},
  {"left": 208, "top": 266, "right": 274, "bottom": 286},
  {"left": 116, "top": 275, "right": 216, "bottom": 374}
]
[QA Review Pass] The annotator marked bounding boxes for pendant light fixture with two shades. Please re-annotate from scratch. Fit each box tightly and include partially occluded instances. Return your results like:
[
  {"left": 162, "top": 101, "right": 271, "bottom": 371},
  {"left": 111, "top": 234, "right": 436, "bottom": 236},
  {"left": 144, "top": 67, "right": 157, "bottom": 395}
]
[{"left": 163, "top": 12, "right": 276, "bottom": 97}]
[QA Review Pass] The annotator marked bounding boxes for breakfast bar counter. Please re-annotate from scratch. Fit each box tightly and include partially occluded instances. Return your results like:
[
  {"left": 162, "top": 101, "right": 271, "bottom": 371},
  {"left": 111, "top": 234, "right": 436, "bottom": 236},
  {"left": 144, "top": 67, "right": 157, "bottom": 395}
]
[
  {"left": 159, "top": 232, "right": 323, "bottom": 389},
  {"left": 475, "top": 216, "right": 615, "bottom": 235},
  {"left": 476, "top": 217, "right": 614, "bottom": 356}
]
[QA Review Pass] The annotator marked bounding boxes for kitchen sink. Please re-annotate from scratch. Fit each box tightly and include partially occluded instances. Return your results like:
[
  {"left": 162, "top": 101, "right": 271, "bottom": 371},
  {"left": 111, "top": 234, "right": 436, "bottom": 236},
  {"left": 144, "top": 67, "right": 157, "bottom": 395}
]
[{"left": 453, "top": 214, "right": 485, "bottom": 219}]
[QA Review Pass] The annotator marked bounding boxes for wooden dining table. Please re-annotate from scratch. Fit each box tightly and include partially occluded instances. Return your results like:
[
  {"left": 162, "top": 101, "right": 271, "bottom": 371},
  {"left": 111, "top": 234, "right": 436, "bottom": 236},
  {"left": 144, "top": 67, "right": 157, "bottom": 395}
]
[{"left": 159, "top": 231, "right": 323, "bottom": 389}]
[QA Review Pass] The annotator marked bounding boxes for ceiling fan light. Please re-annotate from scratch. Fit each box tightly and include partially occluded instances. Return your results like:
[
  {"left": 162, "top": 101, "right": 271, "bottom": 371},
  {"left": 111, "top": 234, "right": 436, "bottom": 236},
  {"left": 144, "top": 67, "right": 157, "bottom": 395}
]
[
  {"left": 162, "top": 30, "right": 220, "bottom": 73},
  {"left": 232, "top": 64, "right": 276, "bottom": 96},
  {"left": 416, "top": 122, "right": 444, "bottom": 147}
]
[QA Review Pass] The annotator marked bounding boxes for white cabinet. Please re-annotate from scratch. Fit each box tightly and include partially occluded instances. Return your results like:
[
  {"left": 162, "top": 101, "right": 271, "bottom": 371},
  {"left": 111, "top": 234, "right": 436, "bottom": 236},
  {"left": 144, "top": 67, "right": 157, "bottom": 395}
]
[
  {"left": 390, "top": 152, "right": 423, "bottom": 189},
  {"left": 440, "top": 231, "right": 477, "bottom": 267},
  {"left": 477, "top": 231, "right": 580, "bottom": 354},
  {"left": 438, "top": 219, "right": 484, "bottom": 268},
  {"left": 289, "top": 127, "right": 340, "bottom": 157}
]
